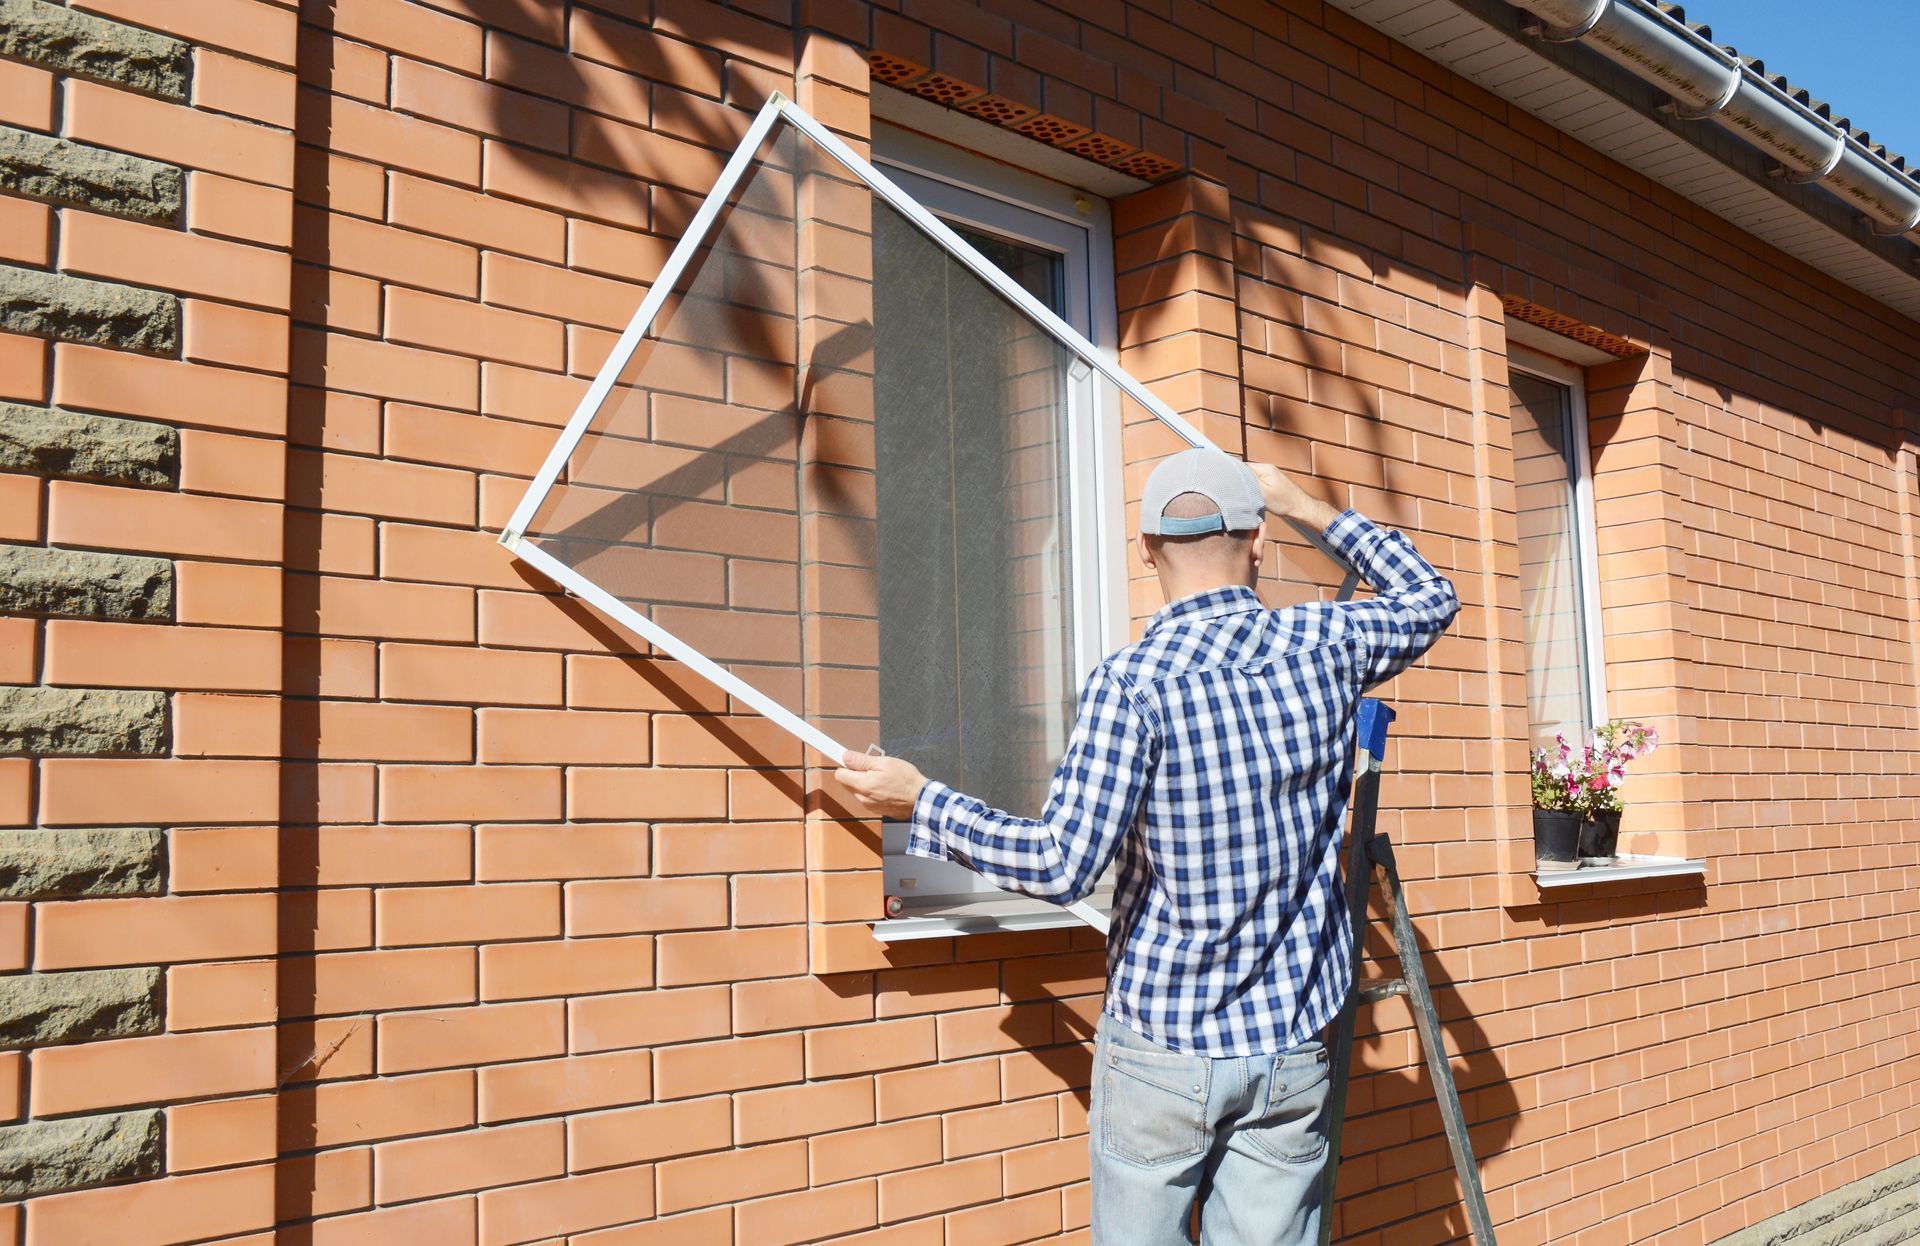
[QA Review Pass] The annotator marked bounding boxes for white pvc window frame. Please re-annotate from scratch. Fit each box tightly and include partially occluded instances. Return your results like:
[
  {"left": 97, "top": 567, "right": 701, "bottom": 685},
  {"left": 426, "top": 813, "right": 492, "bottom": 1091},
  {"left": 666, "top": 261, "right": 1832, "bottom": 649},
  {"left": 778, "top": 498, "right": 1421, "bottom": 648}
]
[
  {"left": 1508, "top": 344, "right": 1609, "bottom": 735},
  {"left": 499, "top": 93, "right": 1355, "bottom": 938}
]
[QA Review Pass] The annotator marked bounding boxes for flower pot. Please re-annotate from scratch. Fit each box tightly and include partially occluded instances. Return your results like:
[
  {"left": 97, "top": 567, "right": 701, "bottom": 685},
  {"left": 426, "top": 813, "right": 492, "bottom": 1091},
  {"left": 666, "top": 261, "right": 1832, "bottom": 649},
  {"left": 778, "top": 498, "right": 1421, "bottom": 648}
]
[
  {"left": 1581, "top": 810, "right": 1620, "bottom": 866},
  {"left": 1532, "top": 809, "right": 1582, "bottom": 873}
]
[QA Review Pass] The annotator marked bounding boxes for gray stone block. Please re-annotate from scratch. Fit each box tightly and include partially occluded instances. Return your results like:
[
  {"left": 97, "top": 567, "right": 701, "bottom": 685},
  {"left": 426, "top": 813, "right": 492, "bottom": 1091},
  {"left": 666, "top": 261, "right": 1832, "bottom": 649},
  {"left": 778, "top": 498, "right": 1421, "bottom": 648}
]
[
  {"left": 0, "top": 827, "right": 164, "bottom": 899},
  {"left": 0, "top": 686, "right": 166, "bottom": 755},
  {"left": 1711, "top": 1153, "right": 1920, "bottom": 1246},
  {"left": 0, "top": 1109, "right": 162, "bottom": 1197},
  {"left": 0, "top": 126, "right": 183, "bottom": 223},
  {"left": 0, "top": 263, "right": 178, "bottom": 355},
  {"left": 0, "top": 402, "right": 178, "bottom": 487},
  {"left": 0, "top": 0, "right": 189, "bottom": 99},
  {"left": 0, "top": 544, "right": 173, "bottom": 620},
  {"left": 0, "top": 967, "right": 162, "bottom": 1049}
]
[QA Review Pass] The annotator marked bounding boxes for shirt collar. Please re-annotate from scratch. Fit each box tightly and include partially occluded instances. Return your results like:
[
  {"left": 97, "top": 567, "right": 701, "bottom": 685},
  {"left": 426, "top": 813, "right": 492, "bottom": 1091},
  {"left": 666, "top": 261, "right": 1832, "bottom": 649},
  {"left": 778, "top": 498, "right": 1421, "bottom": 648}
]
[{"left": 1146, "top": 584, "right": 1264, "bottom": 634}]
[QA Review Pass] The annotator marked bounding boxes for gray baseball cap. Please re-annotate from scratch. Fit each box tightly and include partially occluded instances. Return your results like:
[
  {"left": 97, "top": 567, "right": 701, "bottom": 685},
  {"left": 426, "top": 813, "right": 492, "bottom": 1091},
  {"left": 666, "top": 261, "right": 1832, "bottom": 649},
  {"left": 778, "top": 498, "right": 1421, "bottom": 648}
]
[{"left": 1139, "top": 448, "right": 1266, "bottom": 536}]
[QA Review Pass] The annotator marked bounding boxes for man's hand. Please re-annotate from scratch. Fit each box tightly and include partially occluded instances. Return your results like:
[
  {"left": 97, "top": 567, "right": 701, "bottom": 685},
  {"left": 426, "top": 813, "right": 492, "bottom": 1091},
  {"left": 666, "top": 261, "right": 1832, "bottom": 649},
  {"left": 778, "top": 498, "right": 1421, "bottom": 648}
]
[
  {"left": 1249, "top": 462, "right": 1341, "bottom": 533},
  {"left": 834, "top": 750, "right": 929, "bottom": 820}
]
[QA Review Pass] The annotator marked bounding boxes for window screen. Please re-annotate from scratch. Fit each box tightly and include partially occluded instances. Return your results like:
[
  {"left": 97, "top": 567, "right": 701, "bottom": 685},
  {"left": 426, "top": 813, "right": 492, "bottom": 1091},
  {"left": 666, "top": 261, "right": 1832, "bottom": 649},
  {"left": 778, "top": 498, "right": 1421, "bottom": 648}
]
[
  {"left": 1509, "top": 368, "right": 1599, "bottom": 743},
  {"left": 500, "top": 96, "right": 1356, "bottom": 935}
]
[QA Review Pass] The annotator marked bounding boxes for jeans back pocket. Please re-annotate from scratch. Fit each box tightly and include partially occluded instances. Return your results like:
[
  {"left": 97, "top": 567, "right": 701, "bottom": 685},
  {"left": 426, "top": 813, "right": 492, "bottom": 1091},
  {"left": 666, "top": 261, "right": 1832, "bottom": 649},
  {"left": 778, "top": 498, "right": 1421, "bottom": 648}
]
[
  {"left": 1244, "top": 1047, "right": 1331, "bottom": 1165},
  {"left": 1099, "top": 1039, "right": 1210, "bottom": 1167}
]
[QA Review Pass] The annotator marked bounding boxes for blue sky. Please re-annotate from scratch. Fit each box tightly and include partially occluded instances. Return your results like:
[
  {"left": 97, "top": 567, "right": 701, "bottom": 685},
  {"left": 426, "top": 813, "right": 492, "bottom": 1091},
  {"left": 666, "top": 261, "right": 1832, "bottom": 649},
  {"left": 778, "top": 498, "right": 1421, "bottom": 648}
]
[{"left": 1685, "top": 1, "right": 1920, "bottom": 162}]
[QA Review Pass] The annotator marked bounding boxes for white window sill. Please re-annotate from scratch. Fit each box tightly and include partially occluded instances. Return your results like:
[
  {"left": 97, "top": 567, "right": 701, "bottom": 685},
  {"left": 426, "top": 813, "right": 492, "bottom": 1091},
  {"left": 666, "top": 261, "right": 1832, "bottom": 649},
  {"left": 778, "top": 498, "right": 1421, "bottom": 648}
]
[
  {"left": 1533, "top": 853, "right": 1706, "bottom": 888},
  {"left": 871, "top": 885, "right": 1114, "bottom": 941}
]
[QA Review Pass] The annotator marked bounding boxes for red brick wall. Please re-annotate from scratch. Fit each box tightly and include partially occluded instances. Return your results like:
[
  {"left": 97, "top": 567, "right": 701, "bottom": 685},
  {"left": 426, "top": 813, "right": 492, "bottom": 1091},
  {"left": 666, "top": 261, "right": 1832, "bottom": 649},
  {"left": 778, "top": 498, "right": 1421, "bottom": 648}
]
[{"left": 5, "top": 1, "right": 1919, "bottom": 1244}]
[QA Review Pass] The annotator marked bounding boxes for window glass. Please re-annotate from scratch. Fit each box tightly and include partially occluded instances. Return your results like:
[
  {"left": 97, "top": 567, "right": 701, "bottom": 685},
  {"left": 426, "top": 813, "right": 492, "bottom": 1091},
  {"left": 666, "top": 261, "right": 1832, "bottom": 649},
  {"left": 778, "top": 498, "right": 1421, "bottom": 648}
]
[{"left": 1509, "top": 369, "right": 1595, "bottom": 744}]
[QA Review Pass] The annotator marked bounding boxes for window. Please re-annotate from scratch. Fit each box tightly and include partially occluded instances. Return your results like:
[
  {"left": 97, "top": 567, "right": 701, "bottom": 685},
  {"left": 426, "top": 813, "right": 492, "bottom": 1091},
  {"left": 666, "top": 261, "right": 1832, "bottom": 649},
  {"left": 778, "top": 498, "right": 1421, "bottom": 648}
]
[
  {"left": 869, "top": 126, "right": 1124, "bottom": 930},
  {"left": 1507, "top": 346, "right": 1606, "bottom": 745}
]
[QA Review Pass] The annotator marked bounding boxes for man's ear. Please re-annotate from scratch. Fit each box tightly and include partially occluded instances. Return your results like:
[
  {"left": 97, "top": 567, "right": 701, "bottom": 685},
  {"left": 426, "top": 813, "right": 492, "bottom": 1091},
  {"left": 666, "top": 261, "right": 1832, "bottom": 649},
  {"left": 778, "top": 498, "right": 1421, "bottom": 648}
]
[
  {"left": 1138, "top": 532, "right": 1158, "bottom": 570},
  {"left": 1248, "top": 522, "right": 1267, "bottom": 575}
]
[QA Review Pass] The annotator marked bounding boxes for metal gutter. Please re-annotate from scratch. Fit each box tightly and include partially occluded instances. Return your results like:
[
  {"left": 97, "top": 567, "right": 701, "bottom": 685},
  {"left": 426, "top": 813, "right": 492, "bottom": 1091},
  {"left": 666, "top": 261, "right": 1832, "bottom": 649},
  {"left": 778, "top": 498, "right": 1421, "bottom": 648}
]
[{"left": 1514, "top": 0, "right": 1920, "bottom": 238}]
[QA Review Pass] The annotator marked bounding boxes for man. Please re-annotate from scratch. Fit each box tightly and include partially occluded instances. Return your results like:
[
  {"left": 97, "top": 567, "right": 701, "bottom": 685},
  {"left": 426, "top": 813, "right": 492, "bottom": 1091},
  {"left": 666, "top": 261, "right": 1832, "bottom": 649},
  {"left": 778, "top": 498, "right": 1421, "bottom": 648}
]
[{"left": 836, "top": 449, "right": 1458, "bottom": 1245}]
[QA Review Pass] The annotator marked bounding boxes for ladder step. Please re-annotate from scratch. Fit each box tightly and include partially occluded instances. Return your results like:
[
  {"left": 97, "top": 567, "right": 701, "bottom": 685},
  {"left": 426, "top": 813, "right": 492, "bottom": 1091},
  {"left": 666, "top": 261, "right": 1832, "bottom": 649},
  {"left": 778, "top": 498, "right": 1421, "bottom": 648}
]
[{"left": 1357, "top": 980, "right": 1407, "bottom": 1003}]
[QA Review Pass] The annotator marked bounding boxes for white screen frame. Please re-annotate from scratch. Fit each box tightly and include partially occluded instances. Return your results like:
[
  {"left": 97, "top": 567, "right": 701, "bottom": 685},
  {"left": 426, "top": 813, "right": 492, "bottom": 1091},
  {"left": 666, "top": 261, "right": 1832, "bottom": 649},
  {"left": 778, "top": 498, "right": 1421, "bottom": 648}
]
[{"left": 498, "top": 93, "right": 1356, "bottom": 939}]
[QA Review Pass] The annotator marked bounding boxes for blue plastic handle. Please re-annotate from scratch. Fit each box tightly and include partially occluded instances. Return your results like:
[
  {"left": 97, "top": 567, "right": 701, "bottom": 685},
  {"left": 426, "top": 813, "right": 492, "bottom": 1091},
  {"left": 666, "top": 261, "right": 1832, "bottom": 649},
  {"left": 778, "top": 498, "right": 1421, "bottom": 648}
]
[{"left": 1355, "top": 698, "right": 1395, "bottom": 762}]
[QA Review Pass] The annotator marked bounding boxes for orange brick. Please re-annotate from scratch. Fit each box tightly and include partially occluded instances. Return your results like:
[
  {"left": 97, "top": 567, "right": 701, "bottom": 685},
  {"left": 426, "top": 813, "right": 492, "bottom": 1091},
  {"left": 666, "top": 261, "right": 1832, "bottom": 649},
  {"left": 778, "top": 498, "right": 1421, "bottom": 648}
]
[
  {"left": 82, "top": 0, "right": 298, "bottom": 63},
  {"left": 187, "top": 172, "right": 294, "bottom": 248},
  {"left": 168, "top": 825, "right": 277, "bottom": 892},
  {"left": 735, "top": 1078, "right": 875, "bottom": 1146},
  {"left": 47, "top": 481, "right": 283, "bottom": 562},
  {"left": 379, "top": 764, "right": 562, "bottom": 822},
  {"left": 476, "top": 707, "right": 650, "bottom": 765},
  {"left": 480, "top": 251, "right": 642, "bottom": 330},
  {"left": 61, "top": 210, "right": 290, "bottom": 308},
  {"left": 288, "top": 575, "right": 476, "bottom": 643},
  {"left": 379, "top": 522, "right": 525, "bottom": 590},
  {"left": 374, "top": 1119, "right": 562, "bottom": 1204},
  {"left": 875, "top": 1059, "right": 1001, "bottom": 1123},
  {"left": 564, "top": 877, "right": 728, "bottom": 938},
  {"left": 66, "top": 78, "right": 293, "bottom": 185},
  {"left": 476, "top": 823, "right": 649, "bottom": 881},
  {"left": 477, "top": 1048, "right": 653, "bottom": 1124},
  {"left": 302, "top": 701, "right": 474, "bottom": 763},
  {"left": 653, "top": 822, "right": 804, "bottom": 875},
  {"left": 0, "top": 903, "right": 22, "bottom": 969},
  {"left": 385, "top": 404, "right": 555, "bottom": 475},
  {"left": 485, "top": 29, "right": 651, "bottom": 125},
  {"left": 313, "top": 91, "right": 480, "bottom": 184},
  {"left": 477, "top": 1165, "right": 656, "bottom": 1246},
  {"left": 389, "top": 171, "right": 565, "bottom": 261},
  {"left": 45, "top": 620, "right": 278, "bottom": 692},
  {"left": 168, "top": 959, "right": 276, "bottom": 1030},
  {"left": 182, "top": 300, "right": 291, "bottom": 373},
  {"left": 54, "top": 342, "right": 286, "bottom": 435},
  {"left": 0, "top": 472, "right": 41, "bottom": 543},
  {"left": 480, "top": 933, "right": 653, "bottom": 1001},
  {"left": 568, "top": 1096, "right": 731, "bottom": 1173},
  {"left": 0, "top": 57, "right": 55, "bottom": 132},
  {"left": 876, "top": 964, "right": 1000, "bottom": 1018},
  {"left": 807, "top": 1017, "right": 937, "bottom": 1079},
  {"left": 652, "top": 1033, "right": 801, "bottom": 1101},
  {"left": 303, "top": 1198, "right": 478, "bottom": 1246},
  {"left": 24, "top": 1162, "right": 274, "bottom": 1246},
  {"left": 735, "top": 1180, "right": 878, "bottom": 1246},
  {"left": 194, "top": 47, "right": 296, "bottom": 127},
  {"left": 569, "top": 984, "right": 731, "bottom": 1055},
  {"left": 0, "top": 1052, "right": 19, "bottom": 1122},
  {"left": 480, "top": 359, "right": 588, "bottom": 424},
  {"left": 32, "top": 1025, "right": 275, "bottom": 1116},
  {"left": 565, "top": 655, "right": 728, "bottom": 711},
  {"left": 381, "top": 643, "right": 562, "bottom": 706},
  {"left": 652, "top": 713, "right": 805, "bottom": 767},
  {"left": 656, "top": 1140, "right": 806, "bottom": 1216},
  {"left": 378, "top": 1000, "right": 565, "bottom": 1075},
  {"left": 0, "top": 197, "right": 51, "bottom": 265},
  {"left": 286, "top": 823, "right": 471, "bottom": 886},
  {"left": 732, "top": 873, "right": 806, "bottom": 926},
  {"left": 285, "top": 511, "right": 376, "bottom": 575},
  {"left": 287, "top": 946, "right": 476, "bottom": 1017},
  {"left": 1003, "top": 1137, "right": 1087, "bottom": 1195},
  {"left": 568, "top": 218, "right": 673, "bottom": 281},
  {"left": 274, "top": 1145, "right": 373, "bottom": 1221},
  {"left": 39, "top": 759, "right": 280, "bottom": 828},
  {"left": 483, "top": 140, "right": 649, "bottom": 230},
  {"left": 812, "top": 1119, "right": 942, "bottom": 1186},
  {"left": 277, "top": 887, "right": 373, "bottom": 955},
  {"left": 0, "top": 618, "right": 38, "bottom": 683},
  {"left": 290, "top": 447, "right": 476, "bottom": 525},
  {"left": 569, "top": 1207, "right": 732, "bottom": 1244},
  {"left": 938, "top": 1003, "right": 1055, "bottom": 1061},
  {"left": 733, "top": 974, "right": 873, "bottom": 1034},
  {"left": 567, "top": 768, "right": 728, "bottom": 821},
  {"left": 944, "top": 1099, "right": 1059, "bottom": 1159},
  {"left": 876, "top": 1152, "right": 1001, "bottom": 1223},
  {"left": 329, "top": 0, "right": 484, "bottom": 72},
  {"left": 305, "top": 211, "right": 478, "bottom": 297},
  {"left": 167, "top": 1093, "right": 276, "bottom": 1172},
  {"left": 293, "top": 329, "right": 479, "bottom": 408},
  {"left": 476, "top": 589, "right": 631, "bottom": 653},
  {"left": 375, "top": 881, "right": 560, "bottom": 947},
  {"left": 0, "top": 333, "right": 46, "bottom": 404},
  {"left": 278, "top": 1069, "right": 475, "bottom": 1150},
  {"left": 176, "top": 563, "right": 283, "bottom": 628},
  {"left": 394, "top": 56, "right": 567, "bottom": 152}
]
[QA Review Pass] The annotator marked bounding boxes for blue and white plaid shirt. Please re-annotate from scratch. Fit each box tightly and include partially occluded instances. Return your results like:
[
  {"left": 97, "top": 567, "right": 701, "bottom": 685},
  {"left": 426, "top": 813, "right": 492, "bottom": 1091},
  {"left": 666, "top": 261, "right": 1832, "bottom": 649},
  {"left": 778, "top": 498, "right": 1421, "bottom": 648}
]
[{"left": 906, "top": 510, "right": 1458, "bottom": 1056}]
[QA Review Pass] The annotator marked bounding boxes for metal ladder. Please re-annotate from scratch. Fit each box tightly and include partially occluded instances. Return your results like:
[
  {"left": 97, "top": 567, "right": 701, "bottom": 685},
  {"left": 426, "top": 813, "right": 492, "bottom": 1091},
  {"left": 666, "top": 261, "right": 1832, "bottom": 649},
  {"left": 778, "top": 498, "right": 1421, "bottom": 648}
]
[{"left": 1318, "top": 699, "right": 1498, "bottom": 1246}]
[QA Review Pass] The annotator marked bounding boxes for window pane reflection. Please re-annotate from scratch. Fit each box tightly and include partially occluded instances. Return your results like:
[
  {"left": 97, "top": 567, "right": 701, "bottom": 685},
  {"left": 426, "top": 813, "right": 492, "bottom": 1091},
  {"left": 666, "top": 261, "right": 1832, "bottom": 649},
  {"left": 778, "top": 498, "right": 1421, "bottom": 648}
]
[{"left": 1509, "top": 370, "right": 1592, "bottom": 745}]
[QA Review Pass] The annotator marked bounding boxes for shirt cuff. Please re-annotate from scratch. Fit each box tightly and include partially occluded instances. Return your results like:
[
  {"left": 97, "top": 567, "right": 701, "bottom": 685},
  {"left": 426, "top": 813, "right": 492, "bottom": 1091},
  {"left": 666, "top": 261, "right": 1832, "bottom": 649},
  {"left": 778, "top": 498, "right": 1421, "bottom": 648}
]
[
  {"left": 1320, "top": 508, "right": 1377, "bottom": 561},
  {"left": 904, "top": 780, "right": 961, "bottom": 861}
]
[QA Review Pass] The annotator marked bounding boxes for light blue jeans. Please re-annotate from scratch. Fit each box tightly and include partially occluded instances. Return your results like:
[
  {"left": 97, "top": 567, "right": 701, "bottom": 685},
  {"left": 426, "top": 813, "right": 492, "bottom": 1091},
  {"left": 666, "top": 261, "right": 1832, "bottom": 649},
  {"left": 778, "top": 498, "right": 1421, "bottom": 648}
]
[{"left": 1090, "top": 1014, "right": 1332, "bottom": 1246}]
